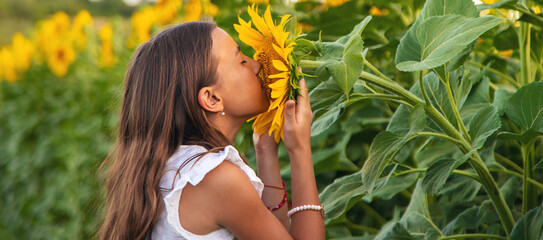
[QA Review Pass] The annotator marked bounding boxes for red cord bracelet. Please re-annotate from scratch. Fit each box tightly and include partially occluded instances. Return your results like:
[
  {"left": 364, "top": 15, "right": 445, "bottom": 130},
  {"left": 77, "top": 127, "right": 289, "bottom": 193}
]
[
  {"left": 265, "top": 180, "right": 291, "bottom": 210},
  {"left": 264, "top": 180, "right": 285, "bottom": 190}
]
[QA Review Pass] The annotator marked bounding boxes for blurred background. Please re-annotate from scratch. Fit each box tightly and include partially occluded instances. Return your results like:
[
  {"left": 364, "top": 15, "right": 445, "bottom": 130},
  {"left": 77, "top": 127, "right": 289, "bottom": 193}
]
[
  {"left": 2, "top": 0, "right": 538, "bottom": 239},
  {"left": 2, "top": 0, "right": 384, "bottom": 238}
]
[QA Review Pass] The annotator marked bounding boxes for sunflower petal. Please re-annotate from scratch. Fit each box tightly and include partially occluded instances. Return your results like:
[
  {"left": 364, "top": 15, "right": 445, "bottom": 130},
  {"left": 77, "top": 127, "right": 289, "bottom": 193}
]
[
  {"left": 247, "top": 5, "right": 272, "bottom": 37},
  {"left": 271, "top": 86, "right": 288, "bottom": 99},
  {"left": 272, "top": 43, "right": 288, "bottom": 61},
  {"left": 272, "top": 59, "right": 288, "bottom": 72},
  {"left": 268, "top": 72, "right": 288, "bottom": 79}
]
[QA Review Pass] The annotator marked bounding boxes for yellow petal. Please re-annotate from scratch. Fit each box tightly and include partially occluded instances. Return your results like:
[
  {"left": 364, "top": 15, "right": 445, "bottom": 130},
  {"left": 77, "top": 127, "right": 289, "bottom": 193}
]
[
  {"left": 272, "top": 43, "right": 288, "bottom": 61},
  {"left": 264, "top": 6, "right": 274, "bottom": 28},
  {"left": 271, "top": 86, "right": 288, "bottom": 99},
  {"left": 247, "top": 5, "right": 272, "bottom": 37},
  {"left": 268, "top": 72, "right": 288, "bottom": 79},
  {"left": 272, "top": 59, "right": 288, "bottom": 72},
  {"left": 235, "top": 24, "right": 265, "bottom": 49}
]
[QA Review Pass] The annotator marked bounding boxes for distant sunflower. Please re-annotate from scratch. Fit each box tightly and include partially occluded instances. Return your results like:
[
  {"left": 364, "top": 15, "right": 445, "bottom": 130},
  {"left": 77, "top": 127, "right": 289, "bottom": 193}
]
[
  {"left": 46, "top": 40, "right": 76, "bottom": 77},
  {"left": 234, "top": 4, "right": 301, "bottom": 143}
]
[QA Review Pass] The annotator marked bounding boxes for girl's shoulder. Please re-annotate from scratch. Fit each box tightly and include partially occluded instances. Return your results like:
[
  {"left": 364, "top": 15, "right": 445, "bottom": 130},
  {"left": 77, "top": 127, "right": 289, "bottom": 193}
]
[{"left": 153, "top": 145, "right": 265, "bottom": 239}]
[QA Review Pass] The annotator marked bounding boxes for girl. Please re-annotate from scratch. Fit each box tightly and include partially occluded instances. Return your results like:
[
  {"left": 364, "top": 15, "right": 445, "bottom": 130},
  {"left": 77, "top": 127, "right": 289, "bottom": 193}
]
[{"left": 99, "top": 21, "right": 325, "bottom": 239}]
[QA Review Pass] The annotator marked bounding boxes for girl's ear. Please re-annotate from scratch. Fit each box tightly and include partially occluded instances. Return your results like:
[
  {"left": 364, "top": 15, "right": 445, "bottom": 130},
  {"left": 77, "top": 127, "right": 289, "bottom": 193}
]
[{"left": 198, "top": 87, "right": 224, "bottom": 113}]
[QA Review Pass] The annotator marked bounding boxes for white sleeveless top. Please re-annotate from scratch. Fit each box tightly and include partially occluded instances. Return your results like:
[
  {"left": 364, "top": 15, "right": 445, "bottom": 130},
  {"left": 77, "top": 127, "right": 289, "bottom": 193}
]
[{"left": 151, "top": 145, "right": 264, "bottom": 239}]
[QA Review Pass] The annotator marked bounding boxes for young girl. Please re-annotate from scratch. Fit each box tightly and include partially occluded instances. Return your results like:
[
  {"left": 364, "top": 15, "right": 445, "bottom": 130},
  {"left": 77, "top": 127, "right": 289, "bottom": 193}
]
[{"left": 99, "top": 21, "right": 325, "bottom": 239}]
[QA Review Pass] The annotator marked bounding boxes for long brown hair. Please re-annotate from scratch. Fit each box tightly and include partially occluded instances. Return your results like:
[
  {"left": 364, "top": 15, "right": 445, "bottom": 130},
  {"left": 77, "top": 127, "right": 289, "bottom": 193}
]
[{"left": 99, "top": 21, "right": 232, "bottom": 240}]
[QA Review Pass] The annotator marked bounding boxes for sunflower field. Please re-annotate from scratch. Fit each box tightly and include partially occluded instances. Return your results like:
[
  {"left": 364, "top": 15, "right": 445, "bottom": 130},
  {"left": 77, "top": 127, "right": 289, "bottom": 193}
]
[{"left": 1, "top": 0, "right": 543, "bottom": 239}]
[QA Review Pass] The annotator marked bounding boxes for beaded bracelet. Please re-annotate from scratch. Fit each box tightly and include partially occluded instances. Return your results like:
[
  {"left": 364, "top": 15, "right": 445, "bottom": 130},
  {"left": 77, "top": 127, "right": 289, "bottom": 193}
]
[
  {"left": 287, "top": 204, "right": 325, "bottom": 218},
  {"left": 264, "top": 180, "right": 291, "bottom": 211}
]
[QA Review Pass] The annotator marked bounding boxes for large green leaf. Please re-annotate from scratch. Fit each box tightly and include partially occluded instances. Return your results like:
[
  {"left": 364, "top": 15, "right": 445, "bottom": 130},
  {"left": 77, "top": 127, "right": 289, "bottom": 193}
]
[
  {"left": 442, "top": 205, "right": 493, "bottom": 235},
  {"left": 440, "top": 173, "right": 482, "bottom": 202},
  {"left": 418, "top": 0, "right": 478, "bottom": 19},
  {"left": 400, "top": 180, "right": 440, "bottom": 236},
  {"left": 505, "top": 82, "right": 543, "bottom": 133},
  {"left": 373, "top": 222, "right": 415, "bottom": 240},
  {"left": 311, "top": 102, "right": 346, "bottom": 136},
  {"left": 396, "top": 14, "right": 503, "bottom": 71},
  {"left": 469, "top": 105, "right": 501, "bottom": 149},
  {"left": 310, "top": 79, "right": 345, "bottom": 110},
  {"left": 415, "top": 140, "right": 461, "bottom": 168},
  {"left": 510, "top": 202, "right": 543, "bottom": 240},
  {"left": 362, "top": 105, "right": 426, "bottom": 192},
  {"left": 319, "top": 171, "right": 366, "bottom": 222},
  {"left": 493, "top": 89, "right": 513, "bottom": 115},
  {"left": 310, "top": 80, "right": 347, "bottom": 136},
  {"left": 363, "top": 173, "right": 419, "bottom": 202},
  {"left": 315, "top": 17, "right": 372, "bottom": 94},
  {"left": 395, "top": 0, "right": 498, "bottom": 72},
  {"left": 421, "top": 149, "right": 474, "bottom": 194}
]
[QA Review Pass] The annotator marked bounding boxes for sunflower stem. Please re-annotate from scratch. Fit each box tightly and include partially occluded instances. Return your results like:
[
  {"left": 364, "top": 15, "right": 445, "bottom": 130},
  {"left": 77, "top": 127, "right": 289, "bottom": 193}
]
[{"left": 299, "top": 59, "right": 324, "bottom": 72}]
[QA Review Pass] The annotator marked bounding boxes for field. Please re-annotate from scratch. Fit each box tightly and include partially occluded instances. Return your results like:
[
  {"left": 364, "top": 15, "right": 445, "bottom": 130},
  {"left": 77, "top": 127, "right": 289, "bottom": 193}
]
[{"left": 1, "top": 0, "right": 542, "bottom": 239}]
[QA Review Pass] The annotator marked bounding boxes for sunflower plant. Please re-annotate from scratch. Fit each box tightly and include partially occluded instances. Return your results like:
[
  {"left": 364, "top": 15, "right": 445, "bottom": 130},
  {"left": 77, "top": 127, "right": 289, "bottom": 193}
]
[{"left": 235, "top": 5, "right": 306, "bottom": 143}]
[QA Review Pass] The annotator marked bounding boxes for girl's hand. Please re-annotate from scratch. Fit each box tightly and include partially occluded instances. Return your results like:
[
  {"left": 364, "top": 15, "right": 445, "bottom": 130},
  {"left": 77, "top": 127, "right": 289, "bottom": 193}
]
[
  {"left": 253, "top": 131, "right": 279, "bottom": 154},
  {"left": 283, "top": 77, "right": 313, "bottom": 155}
]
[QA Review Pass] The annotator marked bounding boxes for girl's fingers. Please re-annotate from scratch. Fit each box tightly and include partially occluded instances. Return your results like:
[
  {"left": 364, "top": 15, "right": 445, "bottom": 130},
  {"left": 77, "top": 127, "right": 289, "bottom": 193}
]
[
  {"left": 299, "top": 78, "right": 308, "bottom": 100},
  {"left": 284, "top": 100, "right": 297, "bottom": 127}
]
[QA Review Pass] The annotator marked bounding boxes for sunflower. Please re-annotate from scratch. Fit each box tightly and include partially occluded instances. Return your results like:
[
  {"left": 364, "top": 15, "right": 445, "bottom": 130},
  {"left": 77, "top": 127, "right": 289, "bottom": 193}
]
[
  {"left": 234, "top": 4, "right": 301, "bottom": 143},
  {"left": 46, "top": 40, "right": 76, "bottom": 77}
]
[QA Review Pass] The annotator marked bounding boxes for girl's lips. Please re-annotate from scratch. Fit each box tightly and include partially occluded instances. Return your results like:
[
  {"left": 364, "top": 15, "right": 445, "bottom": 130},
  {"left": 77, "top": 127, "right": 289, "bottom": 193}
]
[{"left": 257, "top": 74, "right": 265, "bottom": 89}]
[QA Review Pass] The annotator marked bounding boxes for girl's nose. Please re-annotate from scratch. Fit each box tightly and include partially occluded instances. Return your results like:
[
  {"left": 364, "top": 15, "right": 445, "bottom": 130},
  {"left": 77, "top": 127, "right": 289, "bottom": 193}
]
[{"left": 251, "top": 58, "right": 261, "bottom": 74}]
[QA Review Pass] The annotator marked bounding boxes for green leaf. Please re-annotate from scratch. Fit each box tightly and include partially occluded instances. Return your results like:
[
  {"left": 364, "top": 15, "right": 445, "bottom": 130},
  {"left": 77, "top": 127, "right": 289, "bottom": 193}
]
[
  {"left": 309, "top": 79, "right": 349, "bottom": 136},
  {"left": 319, "top": 171, "right": 366, "bottom": 222},
  {"left": 469, "top": 106, "right": 501, "bottom": 149},
  {"left": 505, "top": 82, "right": 543, "bottom": 133},
  {"left": 517, "top": 10, "right": 543, "bottom": 27},
  {"left": 421, "top": 150, "right": 474, "bottom": 194},
  {"left": 311, "top": 101, "right": 346, "bottom": 136},
  {"left": 394, "top": 0, "right": 493, "bottom": 72},
  {"left": 510, "top": 202, "right": 543, "bottom": 240},
  {"left": 363, "top": 173, "right": 419, "bottom": 202},
  {"left": 440, "top": 173, "right": 482, "bottom": 202},
  {"left": 310, "top": 79, "right": 345, "bottom": 110},
  {"left": 400, "top": 180, "right": 436, "bottom": 235},
  {"left": 316, "top": 17, "right": 372, "bottom": 94},
  {"left": 500, "top": 177, "right": 522, "bottom": 207},
  {"left": 421, "top": 158, "right": 455, "bottom": 194},
  {"left": 498, "top": 129, "right": 543, "bottom": 145},
  {"left": 362, "top": 105, "right": 426, "bottom": 192},
  {"left": 416, "top": 140, "right": 461, "bottom": 168},
  {"left": 418, "top": 0, "right": 478, "bottom": 19},
  {"left": 450, "top": 69, "right": 474, "bottom": 109},
  {"left": 373, "top": 222, "right": 415, "bottom": 240},
  {"left": 294, "top": 38, "right": 319, "bottom": 57},
  {"left": 446, "top": 42, "right": 475, "bottom": 72},
  {"left": 442, "top": 205, "right": 493, "bottom": 235},
  {"left": 534, "top": 158, "right": 543, "bottom": 170},
  {"left": 396, "top": 15, "right": 503, "bottom": 71},
  {"left": 493, "top": 88, "right": 513, "bottom": 115}
]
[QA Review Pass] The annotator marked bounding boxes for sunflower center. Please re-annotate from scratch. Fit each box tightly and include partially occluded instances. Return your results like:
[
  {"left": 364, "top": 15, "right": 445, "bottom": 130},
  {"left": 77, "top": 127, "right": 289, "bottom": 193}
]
[
  {"left": 56, "top": 48, "right": 66, "bottom": 62},
  {"left": 257, "top": 37, "right": 288, "bottom": 98}
]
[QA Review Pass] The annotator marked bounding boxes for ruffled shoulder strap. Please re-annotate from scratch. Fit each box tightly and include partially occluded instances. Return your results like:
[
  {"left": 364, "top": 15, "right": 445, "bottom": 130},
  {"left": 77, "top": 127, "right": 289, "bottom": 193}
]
[{"left": 158, "top": 145, "right": 263, "bottom": 239}]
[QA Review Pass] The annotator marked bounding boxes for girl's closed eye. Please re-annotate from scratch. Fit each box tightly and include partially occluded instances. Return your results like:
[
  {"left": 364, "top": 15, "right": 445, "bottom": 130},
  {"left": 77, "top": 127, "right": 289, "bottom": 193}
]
[{"left": 241, "top": 60, "right": 247, "bottom": 64}]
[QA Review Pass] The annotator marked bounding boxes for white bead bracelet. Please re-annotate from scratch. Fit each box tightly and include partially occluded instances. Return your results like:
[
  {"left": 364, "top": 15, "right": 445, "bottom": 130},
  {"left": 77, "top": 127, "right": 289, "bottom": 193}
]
[{"left": 287, "top": 204, "right": 325, "bottom": 218}]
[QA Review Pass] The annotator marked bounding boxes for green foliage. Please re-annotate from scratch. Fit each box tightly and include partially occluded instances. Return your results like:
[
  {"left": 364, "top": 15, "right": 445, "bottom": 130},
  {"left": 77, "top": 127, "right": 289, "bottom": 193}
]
[
  {"left": 2, "top": 0, "right": 543, "bottom": 239},
  {"left": 510, "top": 202, "right": 543, "bottom": 240},
  {"left": 315, "top": 16, "right": 372, "bottom": 95},
  {"left": 361, "top": 104, "right": 425, "bottom": 192},
  {"left": 305, "top": 0, "right": 543, "bottom": 238}
]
